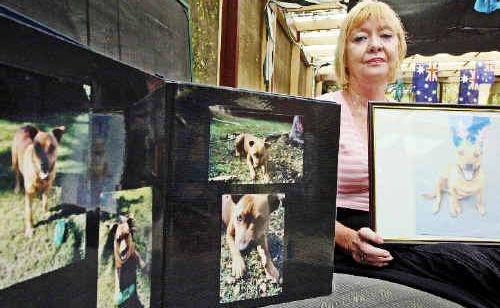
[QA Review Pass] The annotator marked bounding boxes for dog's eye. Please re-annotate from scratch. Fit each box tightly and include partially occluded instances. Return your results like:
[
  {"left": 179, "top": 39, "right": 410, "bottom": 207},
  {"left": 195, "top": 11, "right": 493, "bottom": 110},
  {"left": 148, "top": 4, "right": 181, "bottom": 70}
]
[
  {"left": 48, "top": 144, "right": 56, "bottom": 153},
  {"left": 237, "top": 215, "right": 243, "bottom": 222}
]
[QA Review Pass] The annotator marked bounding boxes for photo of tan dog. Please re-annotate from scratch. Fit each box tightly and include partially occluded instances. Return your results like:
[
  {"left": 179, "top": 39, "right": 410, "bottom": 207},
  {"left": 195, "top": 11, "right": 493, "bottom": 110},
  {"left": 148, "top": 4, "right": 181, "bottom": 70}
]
[
  {"left": 423, "top": 116, "right": 491, "bottom": 217},
  {"left": 235, "top": 133, "right": 270, "bottom": 182},
  {"left": 97, "top": 187, "right": 152, "bottom": 308},
  {"left": 110, "top": 215, "right": 146, "bottom": 307},
  {"left": 423, "top": 141, "right": 485, "bottom": 216},
  {"left": 209, "top": 108, "right": 303, "bottom": 185},
  {"left": 220, "top": 193, "right": 285, "bottom": 303},
  {"left": 11, "top": 125, "right": 65, "bottom": 236}
]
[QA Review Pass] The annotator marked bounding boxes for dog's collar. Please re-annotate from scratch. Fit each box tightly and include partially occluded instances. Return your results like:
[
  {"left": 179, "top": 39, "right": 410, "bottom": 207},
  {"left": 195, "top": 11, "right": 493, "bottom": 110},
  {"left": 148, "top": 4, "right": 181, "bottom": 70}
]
[{"left": 114, "top": 283, "right": 136, "bottom": 305}]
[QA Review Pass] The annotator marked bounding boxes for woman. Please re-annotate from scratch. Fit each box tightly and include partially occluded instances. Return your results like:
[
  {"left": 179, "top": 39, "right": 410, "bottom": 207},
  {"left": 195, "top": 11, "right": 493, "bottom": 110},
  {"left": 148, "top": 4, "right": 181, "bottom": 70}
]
[{"left": 322, "top": 1, "right": 499, "bottom": 306}]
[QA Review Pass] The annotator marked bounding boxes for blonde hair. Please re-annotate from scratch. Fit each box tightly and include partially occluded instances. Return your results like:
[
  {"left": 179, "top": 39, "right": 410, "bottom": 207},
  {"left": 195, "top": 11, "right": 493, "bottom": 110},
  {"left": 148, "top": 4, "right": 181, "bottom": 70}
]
[{"left": 334, "top": 0, "right": 407, "bottom": 89}]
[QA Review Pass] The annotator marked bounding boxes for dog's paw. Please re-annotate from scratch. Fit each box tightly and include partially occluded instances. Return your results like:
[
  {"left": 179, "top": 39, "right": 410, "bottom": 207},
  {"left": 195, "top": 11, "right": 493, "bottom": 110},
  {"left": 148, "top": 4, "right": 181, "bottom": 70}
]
[
  {"left": 432, "top": 203, "right": 440, "bottom": 214},
  {"left": 25, "top": 227, "right": 34, "bottom": 237},
  {"left": 265, "top": 263, "right": 280, "bottom": 283},
  {"left": 477, "top": 204, "right": 486, "bottom": 216},
  {"left": 231, "top": 256, "right": 246, "bottom": 279}
]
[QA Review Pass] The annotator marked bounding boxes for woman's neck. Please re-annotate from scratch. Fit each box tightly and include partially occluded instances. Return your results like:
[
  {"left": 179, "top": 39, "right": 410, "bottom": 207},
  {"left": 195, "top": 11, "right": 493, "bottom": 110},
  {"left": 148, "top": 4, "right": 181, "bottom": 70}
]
[{"left": 346, "top": 78, "right": 387, "bottom": 105}]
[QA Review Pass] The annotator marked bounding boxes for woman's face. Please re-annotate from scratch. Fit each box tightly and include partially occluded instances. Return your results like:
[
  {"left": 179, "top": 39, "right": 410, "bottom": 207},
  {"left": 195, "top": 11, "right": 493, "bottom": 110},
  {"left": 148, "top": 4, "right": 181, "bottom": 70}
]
[{"left": 345, "top": 18, "right": 399, "bottom": 84}]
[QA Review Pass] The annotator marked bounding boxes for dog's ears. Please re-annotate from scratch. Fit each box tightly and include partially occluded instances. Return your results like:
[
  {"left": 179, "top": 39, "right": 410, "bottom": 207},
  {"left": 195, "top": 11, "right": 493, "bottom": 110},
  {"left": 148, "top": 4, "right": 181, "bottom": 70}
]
[
  {"left": 23, "top": 125, "right": 39, "bottom": 141},
  {"left": 52, "top": 126, "right": 65, "bottom": 142},
  {"left": 127, "top": 215, "right": 138, "bottom": 233},
  {"left": 107, "top": 221, "right": 119, "bottom": 237}
]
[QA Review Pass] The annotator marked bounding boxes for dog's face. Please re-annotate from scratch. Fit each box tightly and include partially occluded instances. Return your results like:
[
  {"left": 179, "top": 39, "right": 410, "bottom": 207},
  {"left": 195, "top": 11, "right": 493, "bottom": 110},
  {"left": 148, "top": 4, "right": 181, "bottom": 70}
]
[
  {"left": 31, "top": 127, "right": 65, "bottom": 180},
  {"left": 456, "top": 141, "right": 482, "bottom": 181},
  {"left": 113, "top": 216, "right": 135, "bottom": 262},
  {"left": 232, "top": 195, "right": 265, "bottom": 251},
  {"left": 247, "top": 138, "right": 270, "bottom": 167}
]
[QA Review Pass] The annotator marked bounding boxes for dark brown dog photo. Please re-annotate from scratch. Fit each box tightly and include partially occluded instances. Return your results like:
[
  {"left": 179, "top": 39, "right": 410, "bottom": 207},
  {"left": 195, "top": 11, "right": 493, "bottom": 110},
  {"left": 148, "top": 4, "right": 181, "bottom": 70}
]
[
  {"left": 0, "top": 116, "right": 88, "bottom": 290},
  {"left": 220, "top": 193, "right": 285, "bottom": 303},
  {"left": 209, "top": 107, "right": 303, "bottom": 184},
  {"left": 97, "top": 187, "right": 152, "bottom": 308}
]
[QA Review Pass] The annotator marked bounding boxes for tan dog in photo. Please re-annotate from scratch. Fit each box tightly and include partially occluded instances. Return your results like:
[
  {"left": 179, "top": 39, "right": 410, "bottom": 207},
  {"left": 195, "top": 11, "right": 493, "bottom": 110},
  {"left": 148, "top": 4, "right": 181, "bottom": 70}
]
[
  {"left": 12, "top": 125, "right": 65, "bottom": 236},
  {"left": 110, "top": 215, "right": 146, "bottom": 307},
  {"left": 222, "top": 194, "right": 281, "bottom": 282},
  {"left": 234, "top": 133, "right": 270, "bottom": 181},
  {"left": 423, "top": 140, "right": 485, "bottom": 216}
]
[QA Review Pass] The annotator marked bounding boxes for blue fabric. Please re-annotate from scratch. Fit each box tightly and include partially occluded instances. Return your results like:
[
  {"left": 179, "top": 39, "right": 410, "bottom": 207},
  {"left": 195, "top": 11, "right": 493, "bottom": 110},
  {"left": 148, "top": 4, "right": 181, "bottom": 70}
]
[
  {"left": 412, "top": 63, "right": 438, "bottom": 103},
  {"left": 458, "top": 69, "right": 478, "bottom": 104},
  {"left": 474, "top": 0, "right": 500, "bottom": 13}
]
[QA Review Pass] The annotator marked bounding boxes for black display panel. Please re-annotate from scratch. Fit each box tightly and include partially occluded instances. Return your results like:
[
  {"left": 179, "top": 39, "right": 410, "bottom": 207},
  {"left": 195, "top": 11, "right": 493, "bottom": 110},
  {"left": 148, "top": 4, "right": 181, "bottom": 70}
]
[{"left": 159, "top": 83, "right": 340, "bottom": 307}]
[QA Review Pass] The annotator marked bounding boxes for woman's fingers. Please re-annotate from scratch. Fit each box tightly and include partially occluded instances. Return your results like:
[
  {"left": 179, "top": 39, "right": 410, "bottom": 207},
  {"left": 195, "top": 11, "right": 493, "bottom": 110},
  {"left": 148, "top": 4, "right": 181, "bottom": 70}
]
[
  {"left": 351, "top": 228, "right": 393, "bottom": 267},
  {"left": 358, "top": 227, "right": 384, "bottom": 244}
]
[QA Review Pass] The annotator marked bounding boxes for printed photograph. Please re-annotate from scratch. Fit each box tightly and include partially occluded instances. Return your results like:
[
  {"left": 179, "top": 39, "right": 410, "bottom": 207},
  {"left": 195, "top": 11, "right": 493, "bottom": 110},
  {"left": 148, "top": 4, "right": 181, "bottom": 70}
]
[
  {"left": 416, "top": 112, "right": 500, "bottom": 239},
  {"left": 209, "top": 107, "right": 303, "bottom": 184},
  {"left": 97, "top": 187, "right": 152, "bottom": 308},
  {"left": 220, "top": 193, "right": 286, "bottom": 303},
  {"left": 0, "top": 114, "right": 89, "bottom": 289}
]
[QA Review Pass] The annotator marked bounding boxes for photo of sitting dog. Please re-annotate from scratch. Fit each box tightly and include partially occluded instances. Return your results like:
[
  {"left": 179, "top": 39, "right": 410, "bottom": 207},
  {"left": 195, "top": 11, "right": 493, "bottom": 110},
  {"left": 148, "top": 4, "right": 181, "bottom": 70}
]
[
  {"left": 234, "top": 133, "right": 270, "bottom": 182},
  {"left": 220, "top": 193, "right": 285, "bottom": 303},
  {"left": 11, "top": 125, "right": 65, "bottom": 236},
  {"left": 423, "top": 116, "right": 490, "bottom": 217},
  {"left": 110, "top": 215, "right": 146, "bottom": 308}
]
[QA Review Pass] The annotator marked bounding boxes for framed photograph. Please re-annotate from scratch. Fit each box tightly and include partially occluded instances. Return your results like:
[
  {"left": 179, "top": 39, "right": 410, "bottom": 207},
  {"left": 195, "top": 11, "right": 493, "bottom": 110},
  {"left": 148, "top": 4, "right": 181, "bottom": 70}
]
[
  {"left": 161, "top": 82, "right": 340, "bottom": 307},
  {"left": 369, "top": 102, "right": 500, "bottom": 244}
]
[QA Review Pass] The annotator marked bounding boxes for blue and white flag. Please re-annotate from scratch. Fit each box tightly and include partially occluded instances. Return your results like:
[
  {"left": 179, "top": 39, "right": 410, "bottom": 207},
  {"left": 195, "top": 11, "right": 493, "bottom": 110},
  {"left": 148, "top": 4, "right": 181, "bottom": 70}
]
[
  {"left": 476, "top": 61, "right": 495, "bottom": 85},
  {"left": 458, "top": 69, "right": 478, "bottom": 104},
  {"left": 412, "top": 62, "right": 438, "bottom": 103}
]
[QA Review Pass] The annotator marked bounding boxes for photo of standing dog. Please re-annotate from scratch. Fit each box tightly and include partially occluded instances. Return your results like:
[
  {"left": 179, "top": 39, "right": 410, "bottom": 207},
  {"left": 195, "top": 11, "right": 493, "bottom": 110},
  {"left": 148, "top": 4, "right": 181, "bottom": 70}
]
[
  {"left": 12, "top": 125, "right": 65, "bottom": 236},
  {"left": 234, "top": 133, "right": 270, "bottom": 181},
  {"left": 97, "top": 187, "right": 152, "bottom": 308},
  {"left": 110, "top": 215, "right": 146, "bottom": 308},
  {"left": 0, "top": 115, "right": 88, "bottom": 291},
  {"left": 220, "top": 193, "right": 285, "bottom": 303},
  {"left": 209, "top": 107, "right": 303, "bottom": 184}
]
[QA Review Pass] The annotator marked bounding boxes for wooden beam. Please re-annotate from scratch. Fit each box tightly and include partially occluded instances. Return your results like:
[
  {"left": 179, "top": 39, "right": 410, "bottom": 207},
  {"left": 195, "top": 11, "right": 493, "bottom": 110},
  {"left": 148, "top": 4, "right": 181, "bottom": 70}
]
[
  {"left": 286, "top": 2, "right": 345, "bottom": 12},
  {"left": 290, "top": 44, "right": 301, "bottom": 95},
  {"left": 219, "top": 0, "right": 239, "bottom": 87}
]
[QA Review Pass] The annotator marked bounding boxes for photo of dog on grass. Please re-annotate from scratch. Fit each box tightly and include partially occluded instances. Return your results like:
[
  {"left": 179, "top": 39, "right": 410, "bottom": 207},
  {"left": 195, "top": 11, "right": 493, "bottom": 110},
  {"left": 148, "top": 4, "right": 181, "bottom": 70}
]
[
  {"left": 0, "top": 115, "right": 88, "bottom": 290},
  {"left": 209, "top": 107, "right": 303, "bottom": 184},
  {"left": 97, "top": 187, "right": 152, "bottom": 308},
  {"left": 220, "top": 193, "right": 285, "bottom": 303}
]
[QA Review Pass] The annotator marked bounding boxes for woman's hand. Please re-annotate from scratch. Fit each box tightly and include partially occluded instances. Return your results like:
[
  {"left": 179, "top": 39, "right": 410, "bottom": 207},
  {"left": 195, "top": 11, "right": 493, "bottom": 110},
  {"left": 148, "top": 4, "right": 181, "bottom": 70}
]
[{"left": 336, "top": 222, "right": 393, "bottom": 267}]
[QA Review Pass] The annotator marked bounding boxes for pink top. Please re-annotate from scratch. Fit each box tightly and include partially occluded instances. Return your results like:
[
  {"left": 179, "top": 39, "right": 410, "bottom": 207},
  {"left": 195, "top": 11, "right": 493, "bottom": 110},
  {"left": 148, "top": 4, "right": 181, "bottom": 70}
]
[{"left": 318, "top": 91, "right": 370, "bottom": 211}]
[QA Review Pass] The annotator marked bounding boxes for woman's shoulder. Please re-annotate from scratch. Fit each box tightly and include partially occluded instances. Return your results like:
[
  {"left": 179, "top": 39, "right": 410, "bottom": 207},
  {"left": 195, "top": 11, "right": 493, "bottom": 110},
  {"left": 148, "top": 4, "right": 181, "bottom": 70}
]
[{"left": 315, "top": 90, "right": 346, "bottom": 105}]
